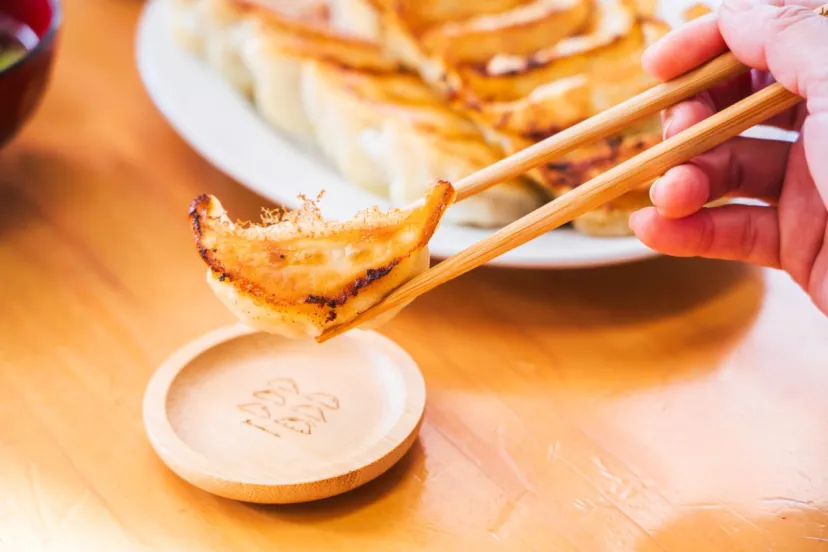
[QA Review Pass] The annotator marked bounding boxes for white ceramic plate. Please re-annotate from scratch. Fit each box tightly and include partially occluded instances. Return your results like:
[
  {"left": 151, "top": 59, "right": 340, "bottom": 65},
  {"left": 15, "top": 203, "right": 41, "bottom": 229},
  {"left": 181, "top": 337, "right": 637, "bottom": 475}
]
[{"left": 133, "top": 0, "right": 794, "bottom": 268}]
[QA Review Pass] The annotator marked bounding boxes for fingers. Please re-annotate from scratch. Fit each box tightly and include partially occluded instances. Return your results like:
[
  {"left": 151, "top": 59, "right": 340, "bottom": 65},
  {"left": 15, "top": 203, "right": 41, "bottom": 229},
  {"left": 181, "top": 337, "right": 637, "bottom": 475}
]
[
  {"left": 629, "top": 204, "right": 781, "bottom": 268},
  {"left": 677, "top": 72, "right": 798, "bottom": 128},
  {"left": 650, "top": 0, "right": 828, "bottom": 103},
  {"left": 643, "top": 0, "right": 827, "bottom": 128},
  {"left": 776, "top": 138, "right": 828, "bottom": 289},
  {"left": 649, "top": 165, "right": 712, "bottom": 219},
  {"left": 662, "top": 92, "right": 715, "bottom": 139},
  {"left": 718, "top": 0, "right": 828, "bottom": 108},
  {"left": 662, "top": 76, "right": 803, "bottom": 135},
  {"left": 649, "top": 137, "right": 792, "bottom": 218},
  {"left": 633, "top": 0, "right": 828, "bottom": 290},
  {"left": 803, "top": 111, "right": 828, "bottom": 207},
  {"left": 641, "top": 14, "right": 727, "bottom": 81}
]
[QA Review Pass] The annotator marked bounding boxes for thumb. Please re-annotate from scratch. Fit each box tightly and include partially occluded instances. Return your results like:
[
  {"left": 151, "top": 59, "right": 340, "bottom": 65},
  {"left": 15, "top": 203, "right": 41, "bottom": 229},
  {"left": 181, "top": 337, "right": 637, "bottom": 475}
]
[{"left": 718, "top": 0, "right": 828, "bottom": 203}]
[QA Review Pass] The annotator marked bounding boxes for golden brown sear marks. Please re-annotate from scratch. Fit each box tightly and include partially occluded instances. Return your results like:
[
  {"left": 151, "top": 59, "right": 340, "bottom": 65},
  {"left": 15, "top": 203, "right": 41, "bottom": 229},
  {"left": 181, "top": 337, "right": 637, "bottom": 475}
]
[{"left": 189, "top": 181, "right": 455, "bottom": 338}]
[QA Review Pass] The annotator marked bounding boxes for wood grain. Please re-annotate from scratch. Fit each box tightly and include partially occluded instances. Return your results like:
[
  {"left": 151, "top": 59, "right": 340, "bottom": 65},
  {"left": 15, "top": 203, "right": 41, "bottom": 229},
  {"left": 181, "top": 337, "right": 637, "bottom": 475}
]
[
  {"left": 142, "top": 324, "right": 426, "bottom": 504},
  {"left": 1, "top": 0, "right": 827, "bottom": 551}
]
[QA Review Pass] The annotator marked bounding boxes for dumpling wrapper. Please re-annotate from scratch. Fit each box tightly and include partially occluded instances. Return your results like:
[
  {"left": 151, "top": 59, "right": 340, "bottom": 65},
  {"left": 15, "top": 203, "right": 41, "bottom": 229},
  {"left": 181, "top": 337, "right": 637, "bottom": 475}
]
[
  {"left": 190, "top": 180, "right": 455, "bottom": 339},
  {"left": 365, "top": 117, "right": 544, "bottom": 227}
]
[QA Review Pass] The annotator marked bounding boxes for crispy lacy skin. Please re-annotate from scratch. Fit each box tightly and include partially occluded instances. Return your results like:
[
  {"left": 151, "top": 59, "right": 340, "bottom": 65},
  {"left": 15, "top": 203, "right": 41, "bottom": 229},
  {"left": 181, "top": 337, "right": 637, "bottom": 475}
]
[{"left": 189, "top": 180, "right": 455, "bottom": 339}]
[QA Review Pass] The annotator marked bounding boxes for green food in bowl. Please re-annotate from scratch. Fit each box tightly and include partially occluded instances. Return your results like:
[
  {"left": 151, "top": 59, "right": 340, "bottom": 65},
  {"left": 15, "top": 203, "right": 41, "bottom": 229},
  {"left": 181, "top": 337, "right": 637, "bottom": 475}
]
[{"left": 0, "top": 46, "right": 26, "bottom": 70}]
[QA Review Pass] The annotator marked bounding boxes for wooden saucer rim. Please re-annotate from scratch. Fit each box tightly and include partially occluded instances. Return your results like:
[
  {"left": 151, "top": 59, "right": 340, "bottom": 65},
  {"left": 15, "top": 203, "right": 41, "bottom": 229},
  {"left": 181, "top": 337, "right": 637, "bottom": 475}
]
[{"left": 142, "top": 323, "right": 426, "bottom": 503}]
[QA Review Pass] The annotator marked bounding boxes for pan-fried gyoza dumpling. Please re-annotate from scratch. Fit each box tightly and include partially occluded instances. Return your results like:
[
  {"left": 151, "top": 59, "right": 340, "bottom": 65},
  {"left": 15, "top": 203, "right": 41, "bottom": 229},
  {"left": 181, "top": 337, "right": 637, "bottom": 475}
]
[
  {"left": 189, "top": 180, "right": 455, "bottom": 339},
  {"left": 487, "top": 115, "right": 662, "bottom": 236},
  {"left": 546, "top": 121, "right": 661, "bottom": 236},
  {"left": 298, "top": 59, "right": 443, "bottom": 197},
  {"left": 366, "top": 0, "right": 669, "bottom": 236},
  {"left": 459, "top": 0, "right": 667, "bottom": 237},
  {"left": 300, "top": 58, "right": 544, "bottom": 220},
  {"left": 416, "top": 0, "right": 591, "bottom": 65},
  {"left": 164, "top": 0, "right": 329, "bottom": 97},
  {"left": 371, "top": 0, "right": 666, "bottom": 135},
  {"left": 198, "top": 0, "right": 258, "bottom": 95},
  {"left": 166, "top": 0, "right": 211, "bottom": 55},
  {"left": 328, "top": 0, "right": 382, "bottom": 40},
  {"left": 167, "top": 0, "right": 541, "bottom": 230},
  {"left": 240, "top": 4, "right": 397, "bottom": 139},
  {"left": 374, "top": 0, "right": 591, "bottom": 71},
  {"left": 164, "top": 0, "right": 391, "bottom": 137},
  {"left": 459, "top": 0, "right": 669, "bottom": 135},
  {"left": 368, "top": 118, "right": 544, "bottom": 227}
]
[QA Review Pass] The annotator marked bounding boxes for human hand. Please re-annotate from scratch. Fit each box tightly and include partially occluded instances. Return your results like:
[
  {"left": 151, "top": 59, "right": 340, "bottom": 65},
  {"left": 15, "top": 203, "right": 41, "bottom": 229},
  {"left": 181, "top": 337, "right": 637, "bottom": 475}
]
[{"left": 628, "top": 0, "right": 828, "bottom": 315}]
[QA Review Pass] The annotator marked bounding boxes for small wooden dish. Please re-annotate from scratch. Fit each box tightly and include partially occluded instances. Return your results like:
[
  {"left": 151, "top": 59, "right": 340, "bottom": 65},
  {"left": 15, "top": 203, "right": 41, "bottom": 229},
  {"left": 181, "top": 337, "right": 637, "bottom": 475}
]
[{"left": 142, "top": 323, "right": 426, "bottom": 504}]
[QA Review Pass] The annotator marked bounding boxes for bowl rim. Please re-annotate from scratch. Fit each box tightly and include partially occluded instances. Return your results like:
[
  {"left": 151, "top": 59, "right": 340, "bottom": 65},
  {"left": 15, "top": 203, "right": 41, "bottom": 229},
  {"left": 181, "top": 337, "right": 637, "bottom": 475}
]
[{"left": 0, "top": 0, "right": 62, "bottom": 77}]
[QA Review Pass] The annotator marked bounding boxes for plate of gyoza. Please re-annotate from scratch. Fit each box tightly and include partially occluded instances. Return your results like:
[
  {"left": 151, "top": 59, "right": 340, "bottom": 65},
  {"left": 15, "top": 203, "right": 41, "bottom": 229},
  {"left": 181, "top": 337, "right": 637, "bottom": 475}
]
[{"left": 136, "top": 0, "right": 792, "bottom": 268}]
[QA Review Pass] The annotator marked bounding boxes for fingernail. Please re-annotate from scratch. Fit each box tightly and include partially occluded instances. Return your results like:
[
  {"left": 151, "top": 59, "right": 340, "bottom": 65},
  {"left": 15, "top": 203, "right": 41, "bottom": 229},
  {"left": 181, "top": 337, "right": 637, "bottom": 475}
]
[
  {"left": 661, "top": 107, "right": 674, "bottom": 139},
  {"left": 662, "top": 117, "right": 673, "bottom": 140},
  {"left": 649, "top": 177, "right": 662, "bottom": 205},
  {"left": 628, "top": 210, "right": 642, "bottom": 228}
]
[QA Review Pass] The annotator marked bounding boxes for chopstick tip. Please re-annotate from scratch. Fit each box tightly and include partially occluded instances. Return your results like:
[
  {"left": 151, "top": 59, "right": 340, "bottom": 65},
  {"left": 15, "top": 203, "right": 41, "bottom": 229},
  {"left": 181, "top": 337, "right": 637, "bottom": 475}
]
[{"left": 316, "top": 325, "right": 344, "bottom": 343}]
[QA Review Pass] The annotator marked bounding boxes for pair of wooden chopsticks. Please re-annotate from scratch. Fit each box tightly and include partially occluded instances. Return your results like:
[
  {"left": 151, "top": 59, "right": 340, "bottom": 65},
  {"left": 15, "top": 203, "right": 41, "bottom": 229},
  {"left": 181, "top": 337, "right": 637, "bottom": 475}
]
[{"left": 317, "top": 4, "right": 828, "bottom": 343}]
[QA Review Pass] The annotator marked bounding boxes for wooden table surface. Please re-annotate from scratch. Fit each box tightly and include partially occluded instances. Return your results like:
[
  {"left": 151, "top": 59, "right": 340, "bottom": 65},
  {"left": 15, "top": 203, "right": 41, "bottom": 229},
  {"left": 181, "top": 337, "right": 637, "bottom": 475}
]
[{"left": 2, "top": 0, "right": 828, "bottom": 550}]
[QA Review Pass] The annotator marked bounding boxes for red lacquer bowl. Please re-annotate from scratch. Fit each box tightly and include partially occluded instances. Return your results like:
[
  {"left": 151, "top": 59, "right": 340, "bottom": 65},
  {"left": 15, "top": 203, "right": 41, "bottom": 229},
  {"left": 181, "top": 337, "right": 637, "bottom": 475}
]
[{"left": 0, "top": 0, "right": 61, "bottom": 149}]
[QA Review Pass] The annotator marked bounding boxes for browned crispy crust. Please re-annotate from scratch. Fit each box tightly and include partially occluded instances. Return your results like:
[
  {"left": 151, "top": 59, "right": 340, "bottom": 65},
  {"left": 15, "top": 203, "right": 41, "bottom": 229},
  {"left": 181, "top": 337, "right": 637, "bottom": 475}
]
[
  {"left": 189, "top": 180, "right": 454, "bottom": 309},
  {"left": 362, "top": 0, "right": 668, "bottom": 236},
  {"left": 487, "top": 114, "right": 662, "bottom": 195},
  {"left": 538, "top": 124, "right": 662, "bottom": 191},
  {"left": 189, "top": 194, "right": 213, "bottom": 260}
]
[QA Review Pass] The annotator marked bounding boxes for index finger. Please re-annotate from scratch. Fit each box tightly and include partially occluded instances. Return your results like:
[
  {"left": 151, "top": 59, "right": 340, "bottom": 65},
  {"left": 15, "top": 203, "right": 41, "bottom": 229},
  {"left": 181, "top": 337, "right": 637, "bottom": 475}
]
[{"left": 641, "top": 13, "right": 728, "bottom": 81}]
